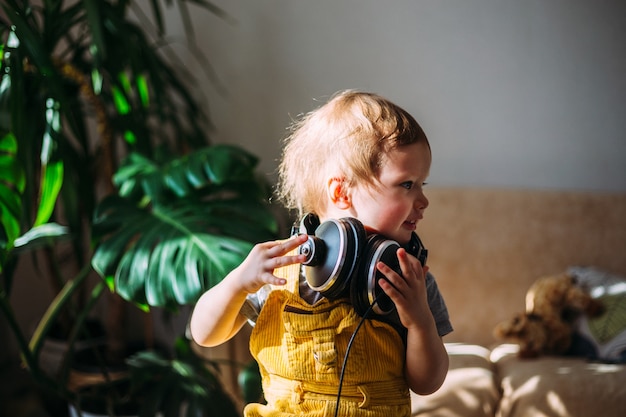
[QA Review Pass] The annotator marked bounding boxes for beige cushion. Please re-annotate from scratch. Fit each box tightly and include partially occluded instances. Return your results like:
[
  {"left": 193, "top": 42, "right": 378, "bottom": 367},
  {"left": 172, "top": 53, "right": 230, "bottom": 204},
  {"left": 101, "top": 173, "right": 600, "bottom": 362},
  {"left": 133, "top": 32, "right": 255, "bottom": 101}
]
[
  {"left": 491, "top": 344, "right": 626, "bottom": 417},
  {"left": 411, "top": 343, "right": 499, "bottom": 417}
]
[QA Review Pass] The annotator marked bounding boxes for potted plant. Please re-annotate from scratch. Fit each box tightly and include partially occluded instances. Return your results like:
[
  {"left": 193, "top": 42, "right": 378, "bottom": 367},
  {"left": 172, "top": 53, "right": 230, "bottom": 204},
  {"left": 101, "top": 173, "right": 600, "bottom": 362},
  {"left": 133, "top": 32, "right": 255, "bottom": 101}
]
[{"left": 0, "top": 0, "right": 272, "bottom": 415}]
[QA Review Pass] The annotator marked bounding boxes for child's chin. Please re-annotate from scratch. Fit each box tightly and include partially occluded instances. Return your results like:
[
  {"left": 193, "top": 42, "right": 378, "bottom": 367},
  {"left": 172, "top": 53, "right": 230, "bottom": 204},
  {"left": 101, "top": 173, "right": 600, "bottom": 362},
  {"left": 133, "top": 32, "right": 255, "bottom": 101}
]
[{"left": 389, "top": 231, "right": 412, "bottom": 245}]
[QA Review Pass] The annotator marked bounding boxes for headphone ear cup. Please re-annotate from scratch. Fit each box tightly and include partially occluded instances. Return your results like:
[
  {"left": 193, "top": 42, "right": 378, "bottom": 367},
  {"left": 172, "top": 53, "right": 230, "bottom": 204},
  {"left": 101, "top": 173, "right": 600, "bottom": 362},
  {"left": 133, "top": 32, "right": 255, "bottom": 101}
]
[
  {"left": 303, "top": 217, "right": 366, "bottom": 299},
  {"left": 351, "top": 235, "right": 401, "bottom": 317}
]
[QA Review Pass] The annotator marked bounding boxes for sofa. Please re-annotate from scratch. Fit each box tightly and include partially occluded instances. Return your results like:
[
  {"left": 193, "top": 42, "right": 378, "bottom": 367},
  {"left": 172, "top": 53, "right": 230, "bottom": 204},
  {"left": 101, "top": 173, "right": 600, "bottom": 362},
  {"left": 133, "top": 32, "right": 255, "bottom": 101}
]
[{"left": 409, "top": 187, "right": 626, "bottom": 417}]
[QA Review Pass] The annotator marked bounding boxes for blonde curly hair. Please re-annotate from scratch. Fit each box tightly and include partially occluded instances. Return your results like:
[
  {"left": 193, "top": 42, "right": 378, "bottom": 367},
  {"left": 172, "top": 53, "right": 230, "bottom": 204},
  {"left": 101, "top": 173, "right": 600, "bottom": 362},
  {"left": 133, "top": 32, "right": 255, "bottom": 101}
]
[{"left": 276, "top": 90, "right": 429, "bottom": 217}]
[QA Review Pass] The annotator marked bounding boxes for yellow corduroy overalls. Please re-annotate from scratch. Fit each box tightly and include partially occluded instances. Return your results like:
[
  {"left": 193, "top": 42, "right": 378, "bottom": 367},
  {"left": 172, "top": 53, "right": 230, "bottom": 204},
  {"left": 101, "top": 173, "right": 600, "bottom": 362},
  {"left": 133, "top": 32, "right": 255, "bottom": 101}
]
[{"left": 244, "top": 259, "right": 411, "bottom": 417}]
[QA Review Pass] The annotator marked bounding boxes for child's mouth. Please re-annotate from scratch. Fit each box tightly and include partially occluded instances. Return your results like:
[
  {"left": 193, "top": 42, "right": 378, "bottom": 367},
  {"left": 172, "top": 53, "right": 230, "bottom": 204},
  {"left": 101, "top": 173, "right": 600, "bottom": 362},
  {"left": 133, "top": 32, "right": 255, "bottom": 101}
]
[{"left": 403, "top": 220, "right": 417, "bottom": 230}]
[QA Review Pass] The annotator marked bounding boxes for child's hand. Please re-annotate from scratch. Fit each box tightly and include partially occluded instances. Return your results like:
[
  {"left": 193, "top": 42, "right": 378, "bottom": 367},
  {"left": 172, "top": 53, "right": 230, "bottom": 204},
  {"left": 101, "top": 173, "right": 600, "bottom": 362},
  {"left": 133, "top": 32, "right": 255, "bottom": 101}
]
[
  {"left": 376, "top": 248, "right": 432, "bottom": 330},
  {"left": 190, "top": 234, "right": 307, "bottom": 347},
  {"left": 232, "top": 234, "right": 308, "bottom": 294}
]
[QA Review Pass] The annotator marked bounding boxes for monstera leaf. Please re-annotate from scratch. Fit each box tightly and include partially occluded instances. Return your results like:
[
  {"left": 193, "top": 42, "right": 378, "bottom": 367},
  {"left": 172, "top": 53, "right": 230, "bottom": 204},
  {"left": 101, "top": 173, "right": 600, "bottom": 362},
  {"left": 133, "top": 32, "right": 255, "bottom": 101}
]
[{"left": 91, "top": 145, "right": 278, "bottom": 310}]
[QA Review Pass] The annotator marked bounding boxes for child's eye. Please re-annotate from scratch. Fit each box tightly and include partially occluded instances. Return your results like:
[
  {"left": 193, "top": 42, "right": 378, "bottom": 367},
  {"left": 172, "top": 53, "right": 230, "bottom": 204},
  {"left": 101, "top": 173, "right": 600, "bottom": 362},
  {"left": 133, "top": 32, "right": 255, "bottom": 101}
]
[{"left": 400, "top": 181, "right": 428, "bottom": 190}]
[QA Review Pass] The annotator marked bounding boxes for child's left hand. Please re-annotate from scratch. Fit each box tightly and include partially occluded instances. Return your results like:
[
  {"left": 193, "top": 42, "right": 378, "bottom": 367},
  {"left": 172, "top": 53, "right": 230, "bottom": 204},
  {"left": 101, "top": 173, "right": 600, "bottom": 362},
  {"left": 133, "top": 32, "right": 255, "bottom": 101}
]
[
  {"left": 379, "top": 248, "right": 449, "bottom": 395},
  {"left": 376, "top": 248, "right": 432, "bottom": 330}
]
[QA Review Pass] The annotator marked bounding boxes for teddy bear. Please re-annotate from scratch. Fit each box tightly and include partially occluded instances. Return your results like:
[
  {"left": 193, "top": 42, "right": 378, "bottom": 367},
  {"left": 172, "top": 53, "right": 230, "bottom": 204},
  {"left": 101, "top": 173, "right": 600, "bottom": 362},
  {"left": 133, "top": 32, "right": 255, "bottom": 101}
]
[{"left": 494, "top": 272, "right": 605, "bottom": 358}]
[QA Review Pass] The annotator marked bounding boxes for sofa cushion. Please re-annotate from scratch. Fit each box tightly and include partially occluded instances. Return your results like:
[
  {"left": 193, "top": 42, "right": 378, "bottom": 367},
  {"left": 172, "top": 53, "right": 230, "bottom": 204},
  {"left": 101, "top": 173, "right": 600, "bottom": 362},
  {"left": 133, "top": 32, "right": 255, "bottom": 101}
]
[
  {"left": 411, "top": 343, "right": 499, "bottom": 417},
  {"left": 491, "top": 344, "right": 626, "bottom": 417},
  {"left": 567, "top": 266, "right": 626, "bottom": 362}
]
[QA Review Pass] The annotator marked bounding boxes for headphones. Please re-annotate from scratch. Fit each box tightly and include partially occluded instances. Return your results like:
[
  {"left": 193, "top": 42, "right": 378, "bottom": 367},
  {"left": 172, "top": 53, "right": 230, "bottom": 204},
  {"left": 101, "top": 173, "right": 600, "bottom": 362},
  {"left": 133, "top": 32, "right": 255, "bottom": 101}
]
[{"left": 295, "top": 213, "right": 428, "bottom": 325}]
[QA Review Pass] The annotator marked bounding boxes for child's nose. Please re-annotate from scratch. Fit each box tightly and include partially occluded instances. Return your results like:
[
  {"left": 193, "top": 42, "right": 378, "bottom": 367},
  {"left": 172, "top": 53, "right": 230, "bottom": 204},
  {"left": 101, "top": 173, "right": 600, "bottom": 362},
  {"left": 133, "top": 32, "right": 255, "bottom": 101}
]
[{"left": 415, "top": 192, "right": 429, "bottom": 210}]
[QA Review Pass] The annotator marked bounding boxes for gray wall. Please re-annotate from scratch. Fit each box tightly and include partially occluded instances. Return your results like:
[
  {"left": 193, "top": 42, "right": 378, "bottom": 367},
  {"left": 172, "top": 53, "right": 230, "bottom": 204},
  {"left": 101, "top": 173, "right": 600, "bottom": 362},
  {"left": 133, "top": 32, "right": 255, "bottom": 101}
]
[{"left": 165, "top": 0, "right": 625, "bottom": 192}]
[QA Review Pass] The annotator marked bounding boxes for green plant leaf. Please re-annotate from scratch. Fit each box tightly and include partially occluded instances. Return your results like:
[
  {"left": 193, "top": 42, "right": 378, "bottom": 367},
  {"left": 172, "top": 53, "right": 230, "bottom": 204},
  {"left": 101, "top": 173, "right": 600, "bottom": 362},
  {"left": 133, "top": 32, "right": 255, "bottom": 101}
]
[
  {"left": 91, "top": 195, "right": 264, "bottom": 309},
  {"left": 1, "top": 4, "right": 53, "bottom": 78},
  {"left": 112, "top": 85, "right": 131, "bottom": 115},
  {"left": 34, "top": 161, "right": 64, "bottom": 227},
  {"left": 0, "top": 68, "right": 12, "bottom": 129},
  {"left": 31, "top": 97, "right": 64, "bottom": 227},
  {"left": 148, "top": 0, "right": 166, "bottom": 36},
  {"left": 83, "top": 0, "right": 107, "bottom": 65},
  {"left": 238, "top": 360, "right": 263, "bottom": 404},
  {"left": 136, "top": 74, "right": 150, "bottom": 108},
  {"left": 92, "top": 145, "right": 278, "bottom": 309},
  {"left": 0, "top": 133, "right": 23, "bottom": 263},
  {"left": 13, "top": 223, "right": 69, "bottom": 251},
  {"left": 114, "top": 145, "right": 266, "bottom": 204}
]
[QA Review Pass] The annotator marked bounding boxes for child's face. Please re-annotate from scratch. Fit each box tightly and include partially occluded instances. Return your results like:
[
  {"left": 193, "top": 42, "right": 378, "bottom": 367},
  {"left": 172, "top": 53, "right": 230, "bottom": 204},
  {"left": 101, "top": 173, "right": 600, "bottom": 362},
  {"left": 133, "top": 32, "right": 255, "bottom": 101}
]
[{"left": 349, "top": 141, "right": 431, "bottom": 245}]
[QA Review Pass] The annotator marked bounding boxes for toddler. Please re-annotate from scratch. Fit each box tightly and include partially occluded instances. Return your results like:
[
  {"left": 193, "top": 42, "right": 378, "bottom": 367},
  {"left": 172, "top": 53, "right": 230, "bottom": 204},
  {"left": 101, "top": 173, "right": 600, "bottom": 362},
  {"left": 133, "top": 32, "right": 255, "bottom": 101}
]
[{"left": 190, "top": 90, "right": 452, "bottom": 416}]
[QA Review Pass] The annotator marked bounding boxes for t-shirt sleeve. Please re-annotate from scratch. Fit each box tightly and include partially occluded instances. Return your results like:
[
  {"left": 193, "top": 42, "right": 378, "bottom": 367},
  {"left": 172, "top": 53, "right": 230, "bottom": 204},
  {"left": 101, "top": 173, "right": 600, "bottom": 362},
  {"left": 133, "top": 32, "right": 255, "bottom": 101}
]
[
  {"left": 241, "top": 284, "right": 272, "bottom": 326},
  {"left": 426, "top": 271, "right": 453, "bottom": 337}
]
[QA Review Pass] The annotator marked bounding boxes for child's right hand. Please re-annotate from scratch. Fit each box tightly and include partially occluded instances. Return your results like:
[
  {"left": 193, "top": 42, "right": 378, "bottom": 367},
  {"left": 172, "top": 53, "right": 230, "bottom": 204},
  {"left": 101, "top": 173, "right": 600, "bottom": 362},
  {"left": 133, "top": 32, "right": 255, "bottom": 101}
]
[
  {"left": 190, "top": 234, "right": 308, "bottom": 347},
  {"left": 231, "top": 233, "right": 309, "bottom": 294}
]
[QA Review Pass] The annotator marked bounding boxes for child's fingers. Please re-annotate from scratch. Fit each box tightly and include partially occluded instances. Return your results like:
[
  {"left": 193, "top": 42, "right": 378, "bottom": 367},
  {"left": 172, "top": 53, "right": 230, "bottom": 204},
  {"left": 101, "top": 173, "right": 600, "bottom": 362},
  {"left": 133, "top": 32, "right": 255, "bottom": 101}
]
[
  {"left": 266, "top": 252, "right": 306, "bottom": 270},
  {"left": 259, "top": 235, "right": 308, "bottom": 285},
  {"left": 268, "top": 234, "right": 308, "bottom": 257},
  {"left": 396, "top": 248, "right": 413, "bottom": 277},
  {"left": 396, "top": 248, "right": 428, "bottom": 283},
  {"left": 376, "top": 262, "right": 405, "bottom": 293},
  {"left": 264, "top": 272, "right": 287, "bottom": 286}
]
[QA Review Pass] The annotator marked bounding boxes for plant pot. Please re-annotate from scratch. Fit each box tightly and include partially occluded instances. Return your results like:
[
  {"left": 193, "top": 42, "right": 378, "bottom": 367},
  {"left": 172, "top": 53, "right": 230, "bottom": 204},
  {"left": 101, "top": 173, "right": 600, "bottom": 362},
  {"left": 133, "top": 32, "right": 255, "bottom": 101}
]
[
  {"left": 68, "top": 339, "right": 160, "bottom": 392},
  {"left": 38, "top": 319, "right": 106, "bottom": 379},
  {"left": 66, "top": 341, "right": 170, "bottom": 417},
  {"left": 67, "top": 347, "right": 137, "bottom": 417}
]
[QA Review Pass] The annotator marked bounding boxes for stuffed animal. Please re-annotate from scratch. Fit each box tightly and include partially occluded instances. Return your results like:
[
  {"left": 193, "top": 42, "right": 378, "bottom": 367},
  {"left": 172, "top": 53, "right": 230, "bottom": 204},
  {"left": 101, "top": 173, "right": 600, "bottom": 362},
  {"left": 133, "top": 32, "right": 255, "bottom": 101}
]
[
  {"left": 493, "top": 312, "right": 572, "bottom": 358},
  {"left": 494, "top": 272, "right": 605, "bottom": 358},
  {"left": 525, "top": 273, "right": 605, "bottom": 323}
]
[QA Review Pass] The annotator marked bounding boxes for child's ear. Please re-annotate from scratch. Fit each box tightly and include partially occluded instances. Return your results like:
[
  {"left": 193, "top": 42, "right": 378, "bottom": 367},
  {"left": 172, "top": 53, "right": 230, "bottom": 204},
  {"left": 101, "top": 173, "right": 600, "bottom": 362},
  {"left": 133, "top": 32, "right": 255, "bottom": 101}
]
[{"left": 327, "top": 177, "right": 351, "bottom": 209}]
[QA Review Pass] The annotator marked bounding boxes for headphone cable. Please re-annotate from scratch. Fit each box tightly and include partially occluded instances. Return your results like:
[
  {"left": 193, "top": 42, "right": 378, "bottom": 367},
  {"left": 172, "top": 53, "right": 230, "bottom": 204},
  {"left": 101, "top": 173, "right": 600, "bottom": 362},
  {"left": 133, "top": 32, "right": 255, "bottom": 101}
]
[{"left": 332, "top": 295, "right": 381, "bottom": 417}]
